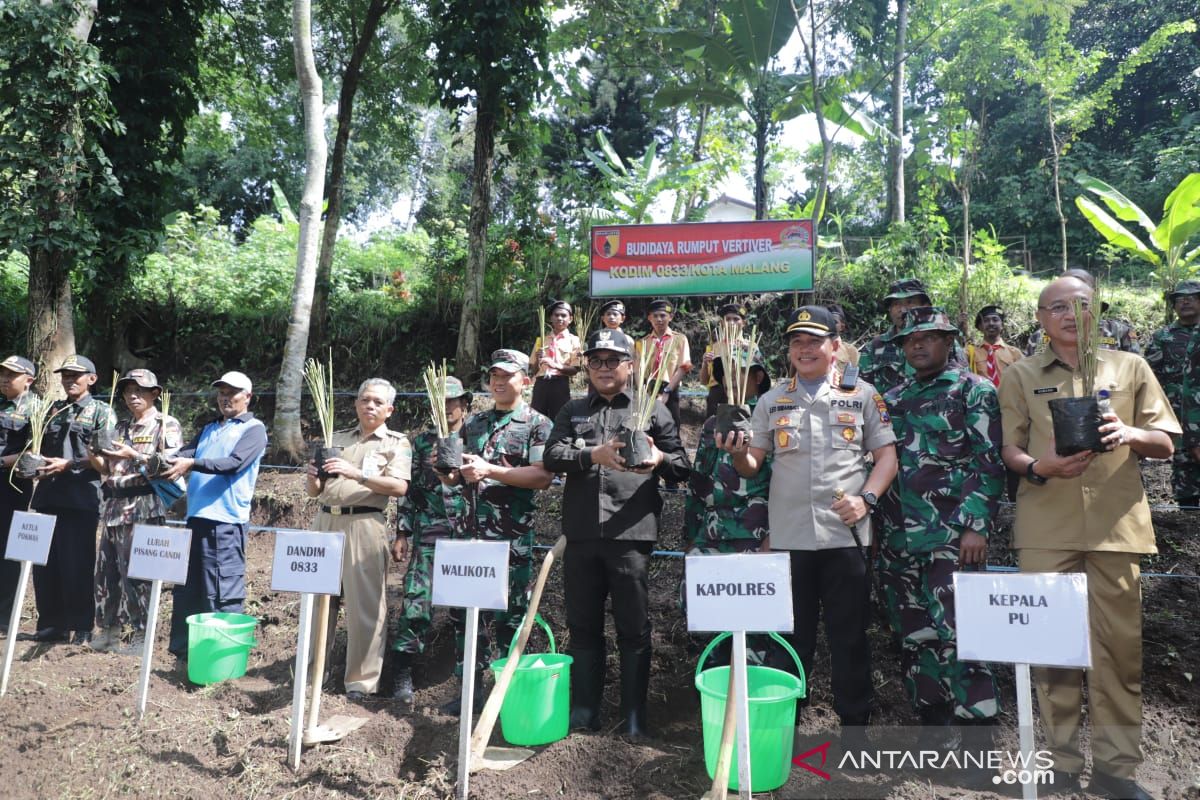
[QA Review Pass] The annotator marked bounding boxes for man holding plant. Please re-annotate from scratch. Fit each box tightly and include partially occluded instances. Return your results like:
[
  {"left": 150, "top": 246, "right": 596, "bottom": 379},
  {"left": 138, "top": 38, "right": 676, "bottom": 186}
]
[
  {"left": 91, "top": 369, "right": 183, "bottom": 654},
  {"left": 390, "top": 375, "right": 471, "bottom": 703},
  {"left": 716, "top": 306, "right": 897, "bottom": 746},
  {"left": 163, "top": 371, "right": 267, "bottom": 661},
  {"left": 26, "top": 355, "right": 117, "bottom": 645},
  {"left": 544, "top": 328, "right": 691, "bottom": 739},
  {"left": 305, "top": 378, "right": 411, "bottom": 700},
  {"left": 999, "top": 276, "right": 1177, "bottom": 799},
  {"left": 439, "top": 350, "right": 553, "bottom": 716},
  {"left": 0, "top": 355, "right": 37, "bottom": 637},
  {"left": 1145, "top": 280, "right": 1200, "bottom": 509}
]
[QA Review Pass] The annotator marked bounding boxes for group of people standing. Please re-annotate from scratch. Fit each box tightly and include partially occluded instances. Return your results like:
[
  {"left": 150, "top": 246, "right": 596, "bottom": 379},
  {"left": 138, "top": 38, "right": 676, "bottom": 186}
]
[{"left": 0, "top": 272, "right": 1187, "bottom": 799}]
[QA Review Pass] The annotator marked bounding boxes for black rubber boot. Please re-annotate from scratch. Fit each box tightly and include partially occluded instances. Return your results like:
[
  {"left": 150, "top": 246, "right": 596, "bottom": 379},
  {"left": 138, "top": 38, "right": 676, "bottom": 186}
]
[
  {"left": 391, "top": 651, "right": 415, "bottom": 703},
  {"left": 619, "top": 649, "right": 651, "bottom": 740},
  {"left": 568, "top": 648, "right": 604, "bottom": 731},
  {"left": 439, "top": 668, "right": 485, "bottom": 717},
  {"left": 916, "top": 703, "right": 961, "bottom": 753}
]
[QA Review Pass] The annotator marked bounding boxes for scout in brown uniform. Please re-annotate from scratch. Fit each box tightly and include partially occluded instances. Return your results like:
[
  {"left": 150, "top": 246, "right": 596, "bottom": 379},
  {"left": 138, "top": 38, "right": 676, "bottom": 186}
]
[
  {"left": 306, "top": 378, "right": 412, "bottom": 700},
  {"left": 999, "top": 276, "right": 1178, "bottom": 800},
  {"left": 966, "top": 305, "right": 1022, "bottom": 388},
  {"left": 528, "top": 299, "right": 581, "bottom": 421},
  {"left": 634, "top": 298, "right": 692, "bottom": 427}
]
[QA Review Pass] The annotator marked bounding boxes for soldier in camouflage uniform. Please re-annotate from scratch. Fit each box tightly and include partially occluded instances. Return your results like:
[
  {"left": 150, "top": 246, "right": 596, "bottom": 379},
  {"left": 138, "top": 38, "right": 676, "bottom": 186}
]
[
  {"left": 390, "top": 376, "right": 471, "bottom": 702},
  {"left": 1145, "top": 280, "right": 1200, "bottom": 507},
  {"left": 0, "top": 356, "right": 37, "bottom": 637},
  {"left": 442, "top": 349, "right": 553, "bottom": 715},
  {"left": 877, "top": 308, "right": 1003, "bottom": 744},
  {"left": 92, "top": 369, "right": 183, "bottom": 654},
  {"left": 860, "top": 278, "right": 968, "bottom": 395}
]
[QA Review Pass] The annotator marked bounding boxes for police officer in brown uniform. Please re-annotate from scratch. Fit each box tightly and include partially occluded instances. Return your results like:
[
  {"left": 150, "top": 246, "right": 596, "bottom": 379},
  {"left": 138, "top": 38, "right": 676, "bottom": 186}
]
[{"left": 999, "top": 276, "right": 1177, "bottom": 799}]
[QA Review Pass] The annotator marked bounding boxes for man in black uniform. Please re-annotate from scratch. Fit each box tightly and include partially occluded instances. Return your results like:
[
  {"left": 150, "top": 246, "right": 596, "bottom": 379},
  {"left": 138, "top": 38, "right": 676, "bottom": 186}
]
[
  {"left": 544, "top": 328, "right": 691, "bottom": 738},
  {"left": 26, "top": 355, "right": 116, "bottom": 644},
  {"left": 0, "top": 355, "right": 37, "bottom": 637}
]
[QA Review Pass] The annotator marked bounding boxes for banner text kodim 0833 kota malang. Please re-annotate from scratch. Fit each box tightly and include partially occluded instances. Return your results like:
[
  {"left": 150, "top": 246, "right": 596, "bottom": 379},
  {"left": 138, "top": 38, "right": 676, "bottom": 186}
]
[{"left": 589, "top": 219, "right": 814, "bottom": 298}]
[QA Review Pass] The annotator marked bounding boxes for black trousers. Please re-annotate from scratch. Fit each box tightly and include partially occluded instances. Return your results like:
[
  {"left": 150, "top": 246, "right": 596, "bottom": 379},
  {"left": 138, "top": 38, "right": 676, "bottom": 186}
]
[
  {"left": 787, "top": 547, "right": 873, "bottom": 720},
  {"left": 169, "top": 518, "right": 247, "bottom": 655},
  {"left": 564, "top": 538, "right": 653, "bottom": 657},
  {"left": 531, "top": 376, "right": 571, "bottom": 422},
  {"left": 0, "top": 489, "right": 25, "bottom": 625},
  {"left": 31, "top": 507, "right": 99, "bottom": 632}
]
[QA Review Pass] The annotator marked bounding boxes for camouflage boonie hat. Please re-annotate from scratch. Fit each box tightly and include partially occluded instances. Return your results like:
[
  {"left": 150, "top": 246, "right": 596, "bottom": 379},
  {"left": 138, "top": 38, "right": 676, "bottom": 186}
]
[
  {"left": 1167, "top": 280, "right": 1200, "bottom": 302},
  {"left": 881, "top": 278, "right": 931, "bottom": 310},
  {"left": 0, "top": 355, "right": 35, "bottom": 376},
  {"left": 441, "top": 376, "right": 472, "bottom": 404},
  {"left": 486, "top": 349, "right": 530, "bottom": 374},
  {"left": 895, "top": 306, "right": 960, "bottom": 340}
]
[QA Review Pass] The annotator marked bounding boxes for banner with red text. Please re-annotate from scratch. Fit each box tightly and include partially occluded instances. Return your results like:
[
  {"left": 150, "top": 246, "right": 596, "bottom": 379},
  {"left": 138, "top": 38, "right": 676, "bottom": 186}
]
[{"left": 589, "top": 220, "right": 814, "bottom": 297}]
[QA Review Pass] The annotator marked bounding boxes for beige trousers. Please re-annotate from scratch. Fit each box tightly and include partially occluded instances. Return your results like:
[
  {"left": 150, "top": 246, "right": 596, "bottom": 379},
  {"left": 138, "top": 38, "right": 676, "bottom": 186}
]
[
  {"left": 1019, "top": 548, "right": 1143, "bottom": 778},
  {"left": 311, "top": 511, "right": 390, "bottom": 695}
]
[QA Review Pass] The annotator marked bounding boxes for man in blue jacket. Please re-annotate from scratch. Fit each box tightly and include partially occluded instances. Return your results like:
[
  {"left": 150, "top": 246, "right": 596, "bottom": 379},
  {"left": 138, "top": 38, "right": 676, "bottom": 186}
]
[{"left": 162, "top": 371, "right": 267, "bottom": 659}]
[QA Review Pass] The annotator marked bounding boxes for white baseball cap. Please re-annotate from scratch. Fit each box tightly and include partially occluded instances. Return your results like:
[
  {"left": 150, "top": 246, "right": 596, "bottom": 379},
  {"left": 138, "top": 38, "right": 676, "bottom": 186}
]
[{"left": 212, "top": 371, "right": 253, "bottom": 393}]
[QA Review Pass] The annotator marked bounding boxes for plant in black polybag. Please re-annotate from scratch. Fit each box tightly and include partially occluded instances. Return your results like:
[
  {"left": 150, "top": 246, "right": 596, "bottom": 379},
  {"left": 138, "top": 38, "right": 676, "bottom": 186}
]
[{"left": 1049, "top": 296, "right": 1104, "bottom": 455}]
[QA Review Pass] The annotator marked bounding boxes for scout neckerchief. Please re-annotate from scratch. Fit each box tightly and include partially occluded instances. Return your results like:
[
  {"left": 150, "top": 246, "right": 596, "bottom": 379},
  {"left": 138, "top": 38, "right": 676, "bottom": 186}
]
[{"left": 648, "top": 330, "right": 677, "bottom": 379}]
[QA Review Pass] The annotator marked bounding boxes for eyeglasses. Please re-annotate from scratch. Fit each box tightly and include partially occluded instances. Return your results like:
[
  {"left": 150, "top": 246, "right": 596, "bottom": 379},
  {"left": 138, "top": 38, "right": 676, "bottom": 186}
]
[
  {"left": 586, "top": 356, "right": 628, "bottom": 369},
  {"left": 1039, "top": 300, "right": 1091, "bottom": 317}
]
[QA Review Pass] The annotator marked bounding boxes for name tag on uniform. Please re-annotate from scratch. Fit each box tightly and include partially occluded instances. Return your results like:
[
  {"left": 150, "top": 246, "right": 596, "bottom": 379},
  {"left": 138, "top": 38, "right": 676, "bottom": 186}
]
[
  {"left": 362, "top": 454, "right": 383, "bottom": 478},
  {"left": 1034, "top": 387, "right": 1059, "bottom": 395}
]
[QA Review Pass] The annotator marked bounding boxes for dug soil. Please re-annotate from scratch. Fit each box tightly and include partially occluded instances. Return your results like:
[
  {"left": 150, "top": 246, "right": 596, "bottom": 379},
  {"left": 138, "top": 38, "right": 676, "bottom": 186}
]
[{"left": 0, "top": 434, "right": 1197, "bottom": 799}]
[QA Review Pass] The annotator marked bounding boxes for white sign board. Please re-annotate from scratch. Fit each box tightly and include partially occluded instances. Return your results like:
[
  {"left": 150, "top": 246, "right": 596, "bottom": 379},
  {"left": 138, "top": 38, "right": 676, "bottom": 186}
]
[
  {"left": 956, "top": 572, "right": 1091, "bottom": 668},
  {"left": 684, "top": 552, "right": 793, "bottom": 633},
  {"left": 128, "top": 524, "right": 192, "bottom": 584},
  {"left": 432, "top": 539, "right": 509, "bottom": 611},
  {"left": 270, "top": 530, "right": 346, "bottom": 596},
  {"left": 4, "top": 511, "right": 55, "bottom": 565}
]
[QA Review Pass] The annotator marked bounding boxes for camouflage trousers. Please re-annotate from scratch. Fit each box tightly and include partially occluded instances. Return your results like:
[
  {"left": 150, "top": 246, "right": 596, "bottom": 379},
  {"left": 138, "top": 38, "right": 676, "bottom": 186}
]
[
  {"left": 94, "top": 521, "right": 155, "bottom": 632},
  {"left": 392, "top": 539, "right": 438, "bottom": 656},
  {"left": 1170, "top": 443, "right": 1200, "bottom": 505},
  {"left": 451, "top": 532, "right": 533, "bottom": 676},
  {"left": 878, "top": 545, "right": 998, "bottom": 719}
]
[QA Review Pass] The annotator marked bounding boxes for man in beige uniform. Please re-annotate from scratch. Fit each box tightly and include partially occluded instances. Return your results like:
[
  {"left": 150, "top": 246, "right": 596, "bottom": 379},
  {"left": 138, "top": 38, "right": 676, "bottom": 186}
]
[
  {"left": 999, "top": 276, "right": 1177, "bottom": 800},
  {"left": 306, "top": 378, "right": 412, "bottom": 700},
  {"left": 719, "top": 306, "right": 897, "bottom": 743}
]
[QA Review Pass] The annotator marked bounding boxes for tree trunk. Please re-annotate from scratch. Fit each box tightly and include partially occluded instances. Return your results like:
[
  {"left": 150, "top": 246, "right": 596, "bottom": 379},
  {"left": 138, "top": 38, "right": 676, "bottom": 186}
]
[
  {"left": 310, "top": 0, "right": 393, "bottom": 349},
  {"left": 455, "top": 100, "right": 498, "bottom": 376},
  {"left": 274, "top": 0, "right": 328, "bottom": 461},
  {"left": 887, "top": 0, "right": 908, "bottom": 224},
  {"left": 805, "top": 0, "right": 831, "bottom": 226},
  {"left": 1048, "top": 100, "right": 1068, "bottom": 271},
  {"left": 25, "top": 0, "right": 99, "bottom": 396},
  {"left": 752, "top": 98, "right": 768, "bottom": 221}
]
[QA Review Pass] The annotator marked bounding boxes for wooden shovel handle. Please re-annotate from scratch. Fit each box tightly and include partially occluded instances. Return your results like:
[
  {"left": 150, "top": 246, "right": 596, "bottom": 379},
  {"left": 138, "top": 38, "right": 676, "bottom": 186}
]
[
  {"left": 307, "top": 594, "right": 331, "bottom": 731},
  {"left": 707, "top": 664, "right": 738, "bottom": 800},
  {"left": 469, "top": 535, "right": 567, "bottom": 766}
]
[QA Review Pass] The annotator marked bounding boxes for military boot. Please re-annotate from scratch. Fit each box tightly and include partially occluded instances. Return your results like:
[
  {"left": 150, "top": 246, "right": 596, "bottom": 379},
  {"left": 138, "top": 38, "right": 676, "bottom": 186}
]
[
  {"left": 391, "top": 652, "right": 416, "bottom": 703},
  {"left": 618, "top": 649, "right": 651, "bottom": 740},
  {"left": 88, "top": 625, "right": 121, "bottom": 653},
  {"left": 568, "top": 648, "right": 604, "bottom": 731}
]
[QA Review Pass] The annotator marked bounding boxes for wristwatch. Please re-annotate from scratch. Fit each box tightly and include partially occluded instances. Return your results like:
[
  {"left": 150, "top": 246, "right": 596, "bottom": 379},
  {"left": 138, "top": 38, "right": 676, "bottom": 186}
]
[
  {"left": 1026, "top": 460, "right": 1048, "bottom": 486},
  {"left": 862, "top": 491, "right": 878, "bottom": 509}
]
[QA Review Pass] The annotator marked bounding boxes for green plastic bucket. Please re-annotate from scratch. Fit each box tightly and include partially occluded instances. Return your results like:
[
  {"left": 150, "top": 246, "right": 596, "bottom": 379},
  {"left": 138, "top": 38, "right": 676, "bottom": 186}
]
[
  {"left": 489, "top": 615, "right": 572, "bottom": 746},
  {"left": 186, "top": 612, "right": 258, "bottom": 686},
  {"left": 695, "top": 632, "right": 807, "bottom": 793}
]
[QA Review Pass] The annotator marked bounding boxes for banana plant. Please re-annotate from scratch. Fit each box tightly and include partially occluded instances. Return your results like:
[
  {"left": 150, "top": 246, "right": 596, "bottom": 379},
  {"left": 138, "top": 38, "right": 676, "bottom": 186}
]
[
  {"left": 1074, "top": 172, "right": 1200, "bottom": 315},
  {"left": 580, "top": 131, "right": 703, "bottom": 224}
]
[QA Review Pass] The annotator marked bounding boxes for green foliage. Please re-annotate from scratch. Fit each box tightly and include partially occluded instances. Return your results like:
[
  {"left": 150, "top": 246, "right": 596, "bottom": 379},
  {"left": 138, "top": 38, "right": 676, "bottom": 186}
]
[
  {"left": 0, "top": 0, "right": 123, "bottom": 261},
  {"left": 1075, "top": 171, "right": 1200, "bottom": 299}
]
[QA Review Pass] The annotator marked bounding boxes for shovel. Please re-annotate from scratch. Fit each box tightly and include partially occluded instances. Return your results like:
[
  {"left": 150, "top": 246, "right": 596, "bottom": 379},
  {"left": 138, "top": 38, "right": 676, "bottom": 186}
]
[
  {"left": 468, "top": 535, "right": 567, "bottom": 772},
  {"left": 302, "top": 594, "right": 367, "bottom": 745},
  {"left": 700, "top": 665, "right": 738, "bottom": 800}
]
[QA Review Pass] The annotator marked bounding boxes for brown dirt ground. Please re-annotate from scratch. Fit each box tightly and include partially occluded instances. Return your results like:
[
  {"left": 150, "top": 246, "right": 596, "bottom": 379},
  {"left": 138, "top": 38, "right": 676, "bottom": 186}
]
[{"left": 0, "top": 415, "right": 1198, "bottom": 799}]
